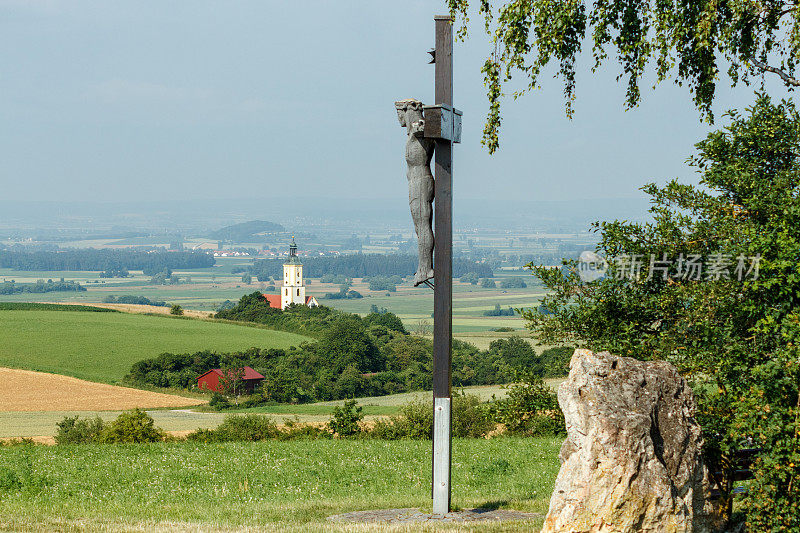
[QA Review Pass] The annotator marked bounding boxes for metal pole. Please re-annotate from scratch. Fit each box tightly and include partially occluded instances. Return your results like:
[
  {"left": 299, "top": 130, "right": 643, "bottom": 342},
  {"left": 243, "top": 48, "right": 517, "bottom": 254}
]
[{"left": 432, "top": 14, "right": 453, "bottom": 516}]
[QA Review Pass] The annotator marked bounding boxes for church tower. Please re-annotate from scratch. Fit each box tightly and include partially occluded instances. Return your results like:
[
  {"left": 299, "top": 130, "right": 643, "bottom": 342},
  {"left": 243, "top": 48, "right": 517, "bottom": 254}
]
[{"left": 281, "top": 237, "right": 306, "bottom": 308}]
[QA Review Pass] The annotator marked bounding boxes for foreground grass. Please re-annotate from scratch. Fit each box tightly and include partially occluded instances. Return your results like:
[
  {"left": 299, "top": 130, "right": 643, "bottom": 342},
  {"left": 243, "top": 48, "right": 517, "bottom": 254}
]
[
  {"left": 0, "top": 310, "right": 310, "bottom": 383},
  {"left": 0, "top": 437, "right": 559, "bottom": 532}
]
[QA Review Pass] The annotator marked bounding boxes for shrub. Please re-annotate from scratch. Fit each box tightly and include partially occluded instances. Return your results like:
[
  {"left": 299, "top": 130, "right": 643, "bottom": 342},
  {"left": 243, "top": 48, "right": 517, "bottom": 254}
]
[
  {"left": 209, "top": 392, "right": 232, "bottom": 410},
  {"left": 55, "top": 415, "right": 105, "bottom": 444},
  {"left": 192, "top": 414, "right": 280, "bottom": 442},
  {"left": 491, "top": 375, "right": 565, "bottom": 437},
  {"left": 169, "top": 304, "right": 184, "bottom": 316},
  {"left": 98, "top": 409, "right": 166, "bottom": 443},
  {"left": 480, "top": 278, "right": 496, "bottom": 288},
  {"left": 369, "top": 394, "right": 494, "bottom": 440},
  {"left": 451, "top": 393, "right": 496, "bottom": 438},
  {"left": 280, "top": 417, "right": 331, "bottom": 440},
  {"left": 370, "top": 400, "right": 431, "bottom": 440},
  {"left": 327, "top": 400, "right": 364, "bottom": 437}
]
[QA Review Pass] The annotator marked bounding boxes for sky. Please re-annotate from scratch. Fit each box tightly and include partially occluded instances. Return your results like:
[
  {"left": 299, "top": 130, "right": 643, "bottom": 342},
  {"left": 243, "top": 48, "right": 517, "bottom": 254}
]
[{"left": 0, "top": 0, "right": 794, "bottom": 205}]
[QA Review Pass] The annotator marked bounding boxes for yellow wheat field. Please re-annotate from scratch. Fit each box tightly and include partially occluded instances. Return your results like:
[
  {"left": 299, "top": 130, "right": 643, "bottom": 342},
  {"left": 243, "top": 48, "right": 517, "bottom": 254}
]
[{"left": 0, "top": 367, "right": 204, "bottom": 412}]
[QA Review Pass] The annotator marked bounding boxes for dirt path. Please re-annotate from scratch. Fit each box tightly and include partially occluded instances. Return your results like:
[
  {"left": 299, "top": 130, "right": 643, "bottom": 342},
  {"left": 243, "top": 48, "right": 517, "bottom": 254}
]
[{"left": 0, "top": 368, "right": 205, "bottom": 412}]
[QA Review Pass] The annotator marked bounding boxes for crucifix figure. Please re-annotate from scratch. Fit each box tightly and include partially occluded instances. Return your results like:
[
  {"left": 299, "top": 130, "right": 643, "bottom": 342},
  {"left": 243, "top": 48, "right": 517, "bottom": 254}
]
[
  {"left": 396, "top": 16, "right": 458, "bottom": 516},
  {"left": 395, "top": 98, "right": 435, "bottom": 287}
]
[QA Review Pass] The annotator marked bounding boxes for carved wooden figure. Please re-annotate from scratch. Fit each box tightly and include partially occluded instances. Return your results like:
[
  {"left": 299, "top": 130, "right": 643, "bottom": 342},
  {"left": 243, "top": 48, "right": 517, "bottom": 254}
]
[{"left": 395, "top": 98, "right": 435, "bottom": 287}]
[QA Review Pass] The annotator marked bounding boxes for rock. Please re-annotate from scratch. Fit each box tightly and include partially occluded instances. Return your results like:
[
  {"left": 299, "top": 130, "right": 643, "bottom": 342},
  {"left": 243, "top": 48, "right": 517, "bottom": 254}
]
[{"left": 541, "top": 349, "right": 720, "bottom": 533}]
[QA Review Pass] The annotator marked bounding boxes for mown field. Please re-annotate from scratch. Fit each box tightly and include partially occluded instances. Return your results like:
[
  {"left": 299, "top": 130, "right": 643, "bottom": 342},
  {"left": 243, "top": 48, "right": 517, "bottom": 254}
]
[
  {"left": 0, "top": 437, "right": 560, "bottom": 532},
  {"left": 0, "top": 309, "right": 310, "bottom": 384}
]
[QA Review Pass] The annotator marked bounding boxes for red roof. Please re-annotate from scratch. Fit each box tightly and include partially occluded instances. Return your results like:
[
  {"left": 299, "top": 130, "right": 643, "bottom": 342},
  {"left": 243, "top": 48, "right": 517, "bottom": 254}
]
[
  {"left": 262, "top": 293, "right": 283, "bottom": 309},
  {"left": 197, "top": 366, "right": 264, "bottom": 381},
  {"left": 261, "top": 292, "right": 315, "bottom": 308}
]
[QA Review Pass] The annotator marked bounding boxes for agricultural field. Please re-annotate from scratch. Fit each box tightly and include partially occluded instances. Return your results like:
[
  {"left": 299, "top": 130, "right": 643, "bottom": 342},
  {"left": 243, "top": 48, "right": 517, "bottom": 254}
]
[
  {"left": 0, "top": 368, "right": 203, "bottom": 413},
  {"left": 0, "top": 308, "right": 310, "bottom": 384},
  {"left": 0, "top": 437, "right": 561, "bottom": 532},
  {"left": 0, "top": 259, "right": 545, "bottom": 336},
  {"left": 0, "top": 381, "right": 569, "bottom": 440}
]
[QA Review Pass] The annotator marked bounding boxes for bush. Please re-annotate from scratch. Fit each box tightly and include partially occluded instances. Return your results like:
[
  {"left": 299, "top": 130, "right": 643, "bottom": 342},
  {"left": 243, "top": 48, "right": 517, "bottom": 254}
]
[
  {"left": 369, "top": 394, "right": 495, "bottom": 440},
  {"left": 280, "top": 417, "right": 331, "bottom": 440},
  {"left": 55, "top": 415, "right": 105, "bottom": 444},
  {"left": 327, "top": 400, "right": 364, "bottom": 437},
  {"left": 491, "top": 375, "right": 565, "bottom": 437},
  {"left": 98, "top": 409, "right": 166, "bottom": 443},
  {"left": 209, "top": 392, "right": 232, "bottom": 410},
  {"left": 480, "top": 278, "right": 496, "bottom": 288},
  {"left": 452, "top": 393, "right": 496, "bottom": 438},
  {"left": 189, "top": 414, "right": 280, "bottom": 442},
  {"left": 170, "top": 304, "right": 184, "bottom": 316}
]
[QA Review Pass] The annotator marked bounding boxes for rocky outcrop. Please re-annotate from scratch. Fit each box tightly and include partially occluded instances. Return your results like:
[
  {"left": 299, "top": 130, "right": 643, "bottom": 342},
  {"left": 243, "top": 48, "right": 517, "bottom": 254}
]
[{"left": 541, "top": 349, "right": 720, "bottom": 533}]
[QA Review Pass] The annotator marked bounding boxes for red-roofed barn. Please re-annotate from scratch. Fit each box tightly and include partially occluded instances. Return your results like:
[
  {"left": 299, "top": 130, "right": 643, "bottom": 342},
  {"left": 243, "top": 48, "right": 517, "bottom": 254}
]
[{"left": 197, "top": 366, "right": 264, "bottom": 394}]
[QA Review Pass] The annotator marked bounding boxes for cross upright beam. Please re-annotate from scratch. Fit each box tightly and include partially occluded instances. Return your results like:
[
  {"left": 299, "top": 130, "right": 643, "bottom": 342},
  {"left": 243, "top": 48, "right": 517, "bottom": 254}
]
[{"left": 432, "top": 14, "right": 453, "bottom": 516}]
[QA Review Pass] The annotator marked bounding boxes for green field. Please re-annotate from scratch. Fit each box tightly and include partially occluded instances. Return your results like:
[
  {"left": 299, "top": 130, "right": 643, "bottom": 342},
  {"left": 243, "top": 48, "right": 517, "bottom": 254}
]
[
  {"left": 0, "top": 437, "right": 560, "bottom": 531},
  {"left": 0, "top": 259, "right": 545, "bottom": 334},
  {"left": 0, "top": 310, "right": 310, "bottom": 383}
]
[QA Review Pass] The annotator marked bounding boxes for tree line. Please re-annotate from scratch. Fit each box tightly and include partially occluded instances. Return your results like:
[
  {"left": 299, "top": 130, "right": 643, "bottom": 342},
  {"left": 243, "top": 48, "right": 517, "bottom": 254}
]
[
  {"left": 0, "top": 249, "right": 215, "bottom": 273},
  {"left": 127, "top": 292, "right": 571, "bottom": 403},
  {"left": 0, "top": 279, "right": 86, "bottom": 294},
  {"left": 247, "top": 254, "right": 492, "bottom": 281}
]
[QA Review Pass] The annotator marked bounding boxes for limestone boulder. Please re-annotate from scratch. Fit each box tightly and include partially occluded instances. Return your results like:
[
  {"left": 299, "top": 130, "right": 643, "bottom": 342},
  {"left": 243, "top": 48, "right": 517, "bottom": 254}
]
[{"left": 541, "top": 349, "right": 720, "bottom": 533}]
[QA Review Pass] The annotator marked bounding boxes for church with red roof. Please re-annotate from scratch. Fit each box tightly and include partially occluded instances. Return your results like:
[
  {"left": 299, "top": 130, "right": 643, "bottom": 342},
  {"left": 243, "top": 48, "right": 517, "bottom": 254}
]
[{"left": 261, "top": 238, "right": 319, "bottom": 309}]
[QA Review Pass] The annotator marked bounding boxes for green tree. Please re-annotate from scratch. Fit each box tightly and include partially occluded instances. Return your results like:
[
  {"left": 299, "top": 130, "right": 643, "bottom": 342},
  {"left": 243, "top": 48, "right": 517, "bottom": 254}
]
[
  {"left": 319, "top": 317, "right": 383, "bottom": 373},
  {"left": 500, "top": 277, "right": 526, "bottom": 289},
  {"left": 449, "top": 0, "right": 800, "bottom": 152},
  {"left": 524, "top": 96, "right": 799, "bottom": 527},
  {"left": 169, "top": 304, "right": 184, "bottom": 316},
  {"left": 241, "top": 273, "right": 252, "bottom": 284},
  {"left": 363, "top": 311, "right": 408, "bottom": 334},
  {"left": 383, "top": 335, "right": 433, "bottom": 373},
  {"left": 489, "top": 336, "right": 538, "bottom": 372}
]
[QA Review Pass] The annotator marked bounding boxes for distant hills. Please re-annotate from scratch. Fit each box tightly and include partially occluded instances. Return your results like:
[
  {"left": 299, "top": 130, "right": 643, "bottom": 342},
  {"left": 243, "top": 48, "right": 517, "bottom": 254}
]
[{"left": 209, "top": 220, "right": 285, "bottom": 242}]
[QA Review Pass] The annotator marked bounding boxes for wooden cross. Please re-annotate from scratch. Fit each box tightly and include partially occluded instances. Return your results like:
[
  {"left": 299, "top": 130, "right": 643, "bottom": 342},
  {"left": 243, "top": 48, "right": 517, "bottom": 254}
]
[{"left": 431, "top": 15, "right": 456, "bottom": 516}]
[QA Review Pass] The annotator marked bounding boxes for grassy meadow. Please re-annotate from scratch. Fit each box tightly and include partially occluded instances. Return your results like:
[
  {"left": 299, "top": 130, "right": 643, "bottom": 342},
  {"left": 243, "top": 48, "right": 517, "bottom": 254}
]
[
  {"left": 0, "top": 309, "right": 310, "bottom": 384},
  {"left": 0, "top": 437, "right": 561, "bottom": 532}
]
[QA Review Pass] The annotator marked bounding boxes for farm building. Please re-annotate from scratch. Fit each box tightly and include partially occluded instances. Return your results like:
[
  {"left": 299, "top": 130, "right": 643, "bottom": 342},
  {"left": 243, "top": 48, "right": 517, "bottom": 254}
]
[{"left": 197, "top": 366, "right": 264, "bottom": 393}]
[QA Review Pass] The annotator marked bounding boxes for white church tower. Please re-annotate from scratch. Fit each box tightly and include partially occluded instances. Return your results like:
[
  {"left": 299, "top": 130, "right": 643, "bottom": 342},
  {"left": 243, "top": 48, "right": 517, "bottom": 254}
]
[{"left": 281, "top": 237, "right": 306, "bottom": 308}]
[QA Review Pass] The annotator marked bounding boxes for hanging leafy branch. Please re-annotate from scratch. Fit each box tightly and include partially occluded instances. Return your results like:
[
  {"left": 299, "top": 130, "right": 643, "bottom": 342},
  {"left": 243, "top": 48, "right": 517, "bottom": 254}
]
[{"left": 448, "top": 0, "right": 800, "bottom": 152}]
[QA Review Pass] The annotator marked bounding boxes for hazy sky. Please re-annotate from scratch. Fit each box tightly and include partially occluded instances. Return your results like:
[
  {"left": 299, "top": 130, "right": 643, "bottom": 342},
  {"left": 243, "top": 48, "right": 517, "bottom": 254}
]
[{"left": 0, "top": 0, "right": 792, "bottom": 204}]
